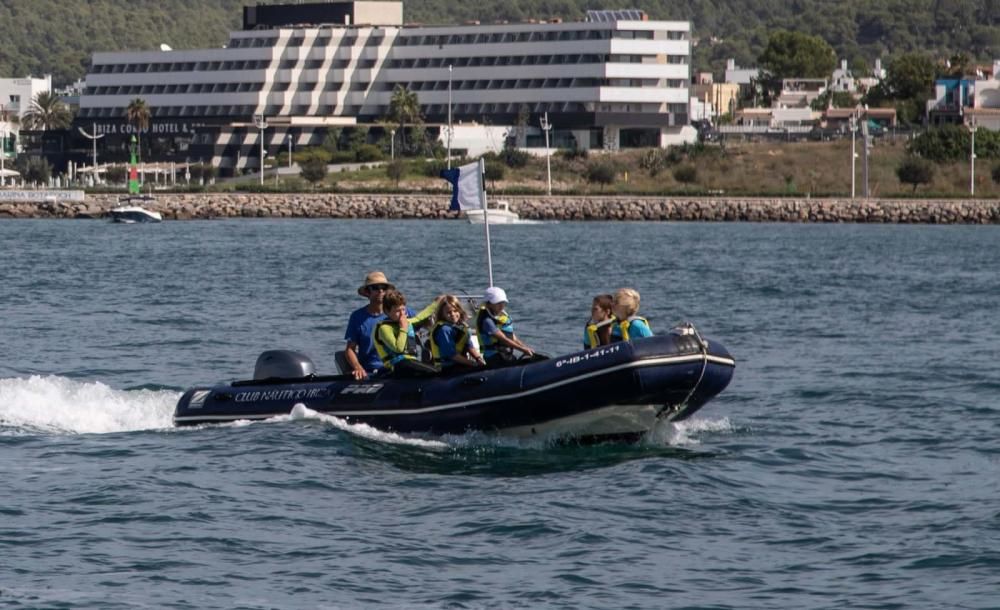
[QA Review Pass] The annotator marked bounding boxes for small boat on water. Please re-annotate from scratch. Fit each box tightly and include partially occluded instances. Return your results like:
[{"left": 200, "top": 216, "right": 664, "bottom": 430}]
[
  {"left": 465, "top": 200, "right": 519, "bottom": 224},
  {"left": 108, "top": 195, "right": 162, "bottom": 223},
  {"left": 173, "top": 325, "right": 736, "bottom": 442}
]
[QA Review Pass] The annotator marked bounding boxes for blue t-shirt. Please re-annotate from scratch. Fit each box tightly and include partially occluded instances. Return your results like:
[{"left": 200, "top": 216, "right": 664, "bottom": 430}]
[
  {"left": 625, "top": 318, "right": 653, "bottom": 340},
  {"left": 344, "top": 305, "right": 413, "bottom": 372},
  {"left": 433, "top": 324, "right": 462, "bottom": 367}
]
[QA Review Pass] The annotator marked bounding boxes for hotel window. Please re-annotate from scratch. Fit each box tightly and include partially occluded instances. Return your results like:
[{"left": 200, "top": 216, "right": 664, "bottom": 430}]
[
  {"left": 667, "top": 55, "right": 687, "bottom": 64},
  {"left": 667, "top": 31, "right": 687, "bottom": 40}
]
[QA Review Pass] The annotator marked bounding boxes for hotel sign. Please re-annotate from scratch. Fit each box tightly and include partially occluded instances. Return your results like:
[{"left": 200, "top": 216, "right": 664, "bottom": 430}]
[{"left": 92, "top": 122, "right": 197, "bottom": 136}]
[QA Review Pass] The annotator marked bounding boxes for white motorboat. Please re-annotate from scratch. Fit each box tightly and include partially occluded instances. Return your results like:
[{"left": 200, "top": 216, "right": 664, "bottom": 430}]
[
  {"left": 108, "top": 196, "right": 162, "bottom": 223},
  {"left": 465, "top": 200, "right": 519, "bottom": 224}
]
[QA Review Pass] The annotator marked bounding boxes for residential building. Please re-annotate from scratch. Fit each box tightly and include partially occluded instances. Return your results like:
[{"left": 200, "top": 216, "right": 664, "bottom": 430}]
[
  {"left": 965, "top": 59, "right": 1000, "bottom": 131},
  {"left": 689, "top": 72, "right": 739, "bottom": 120},
  {"left": 830, "top": 60, "right": 856, "bottom": 93},
  {"left": 775, "top": 78, "right": 827, "bottom": 109},
  {"left": 927, "top": 78, "right": 975, "bottom": 125},
  {"left": 0, "top": 74, "right": 52, "bottom": 123},
  {"left": 723, "top": 58, "right": 757, "bottom": 86}
]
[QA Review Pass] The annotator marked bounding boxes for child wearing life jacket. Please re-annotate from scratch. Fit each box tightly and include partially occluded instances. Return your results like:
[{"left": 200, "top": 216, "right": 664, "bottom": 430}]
[
  {"left": 430, "top": 295, "right": 486, "bottom": 370},
  {"left": 612, "top": 287, "right": 653, "bottom": 341},
  {"left": 372, "top": 289, "right": 440, "bottom": 376},
  {"left": 583, "top": 293, "right": 620, "bottom": 349},
  {"left": 476, "top": 286, "right": 535, "bottom": 366}
]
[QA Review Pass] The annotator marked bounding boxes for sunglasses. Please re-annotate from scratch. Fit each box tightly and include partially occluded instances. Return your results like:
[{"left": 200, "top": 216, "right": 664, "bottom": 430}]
[{"left": 367, "top": 284, "right": 390, "bottom": 292}]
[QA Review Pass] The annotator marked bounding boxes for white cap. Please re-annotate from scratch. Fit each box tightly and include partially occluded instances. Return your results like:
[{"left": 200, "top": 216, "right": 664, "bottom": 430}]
[{"left": 483, "top": 286, "right": 508, "bottom": 304}]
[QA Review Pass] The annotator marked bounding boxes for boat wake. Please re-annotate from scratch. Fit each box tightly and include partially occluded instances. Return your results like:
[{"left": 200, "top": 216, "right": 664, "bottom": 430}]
[
  {"left": 272, "top": 402, "right": 733, "bottom": 452},
  {"left": 0, "top": 375, "right": 178, "bottom": 435},
  {"left": 284, "top": 403, "right": 451, "bottom": 450}
]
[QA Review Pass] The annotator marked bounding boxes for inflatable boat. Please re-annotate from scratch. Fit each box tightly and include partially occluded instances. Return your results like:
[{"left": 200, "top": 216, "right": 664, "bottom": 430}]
[{"left": 173, "top": 326, "right": 736, "bottom": 441}]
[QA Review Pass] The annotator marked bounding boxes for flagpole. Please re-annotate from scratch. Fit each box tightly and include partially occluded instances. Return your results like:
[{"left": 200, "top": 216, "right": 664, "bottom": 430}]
[{"left": 478, "top": 157, "right": 495, "bottom": 287}]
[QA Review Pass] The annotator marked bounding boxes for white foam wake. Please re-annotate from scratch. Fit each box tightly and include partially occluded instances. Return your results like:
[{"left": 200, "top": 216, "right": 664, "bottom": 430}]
[
  {"left": 285, "top": 403, "right": 450, "bottom": 450},
  {"left": 0, "top": 375, "right": 179, "bottom": 435},
  {"left": 647, "top": 416, "right": 734, "bottom": 446}
]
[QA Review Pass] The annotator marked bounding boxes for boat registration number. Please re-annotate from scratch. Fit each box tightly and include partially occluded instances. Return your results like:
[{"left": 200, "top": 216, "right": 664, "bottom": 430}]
[{"left": 555, "top": 345, "right": 621, "bottom": 368}]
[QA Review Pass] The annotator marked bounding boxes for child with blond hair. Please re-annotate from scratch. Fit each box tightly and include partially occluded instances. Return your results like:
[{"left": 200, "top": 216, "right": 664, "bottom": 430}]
[
  {"left": 612, "top": 288, "right": 653, "bottom": 341},
  {"left": 431, "top": 295, "right": 486, "bottom": 370}
]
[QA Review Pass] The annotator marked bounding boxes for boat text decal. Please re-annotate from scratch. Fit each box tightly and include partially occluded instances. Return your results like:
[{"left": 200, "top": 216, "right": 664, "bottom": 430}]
[
  {"left": 234, "top": 388, "right": 330, "bottom": 402},
  {"left": 555, "top": 345, "right": 622, "bottom": 368},
  {"left": 340, "top": 384, "right": 384, "bottom": 395}
]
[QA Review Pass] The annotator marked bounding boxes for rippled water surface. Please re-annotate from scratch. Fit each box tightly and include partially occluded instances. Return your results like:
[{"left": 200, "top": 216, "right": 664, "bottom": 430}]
[{"left": 2, "top": 218, "right": 998, "bottom": 609}]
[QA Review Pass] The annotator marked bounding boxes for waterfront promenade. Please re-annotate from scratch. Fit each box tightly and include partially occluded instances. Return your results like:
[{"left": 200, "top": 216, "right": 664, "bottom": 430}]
[{"left": 1, "top": 193, "right": 999, "bottom": 223}]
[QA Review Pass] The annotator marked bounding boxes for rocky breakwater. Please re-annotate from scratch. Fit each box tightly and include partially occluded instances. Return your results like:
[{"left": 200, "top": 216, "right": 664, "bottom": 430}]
[{"left": 1, "top": 193, "right": 998, "bottom": 223}]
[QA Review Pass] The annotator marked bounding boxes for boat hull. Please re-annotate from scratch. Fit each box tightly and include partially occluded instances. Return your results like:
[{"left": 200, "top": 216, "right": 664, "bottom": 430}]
[
  {"left": 109, "top": 206, "right": 162, "bottom": 223},
  {"left": 173, "top": 334, "right": 735, "bottom": 440}
]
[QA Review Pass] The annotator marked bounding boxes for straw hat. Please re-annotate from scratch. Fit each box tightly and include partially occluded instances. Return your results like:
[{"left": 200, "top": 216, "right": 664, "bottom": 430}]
[{"left": 357, "top": 271, "right": 395, "bottom": 297}]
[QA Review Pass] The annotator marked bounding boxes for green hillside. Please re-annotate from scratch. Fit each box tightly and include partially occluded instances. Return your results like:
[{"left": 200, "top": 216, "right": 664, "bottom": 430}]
[{"left": 1, "top": 0, "right": 997, "bottom": 86}]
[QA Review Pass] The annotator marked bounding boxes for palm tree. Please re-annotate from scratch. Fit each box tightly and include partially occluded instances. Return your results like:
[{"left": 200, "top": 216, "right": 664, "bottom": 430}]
[
  {"left": 21, "top": 91, "right": 72, "bottom": 131},
  {"left": 387, "top": 85, "right": 421, "bottom": 154},
  {"left": 126, "top": 98, "right": 152, "bottom": 160}
]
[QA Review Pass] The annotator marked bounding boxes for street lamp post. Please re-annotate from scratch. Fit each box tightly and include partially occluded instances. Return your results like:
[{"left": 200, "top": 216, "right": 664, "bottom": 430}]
[
  {"left": 969, "top": 118, "right": 977, "bottom": 196},
  {"left": 77, "top": 122, "right": 105, "bottom": 186},
  {"left": 390, "top": 129, "right": 396, "bottom": 161},
  {"left": 447, "top": 64, "right": 453, "bottom": 169},
  {"left": 849, "top": 113, "right": 857, "bottom": 199},
  {"left": 0, "top": 126, "right": 5, "bottom": 186},
  {"left": 287, "top": 133, "right": 293, "bottom": 169},
  {"left": 539, "top": 112, "right": 552, "bottom": 196},
  {"left": 861, "top": 119, "right": 870, "bottom": 198},
  {"left": 254, "top": 114, "right": 268, "bottom": 186}
]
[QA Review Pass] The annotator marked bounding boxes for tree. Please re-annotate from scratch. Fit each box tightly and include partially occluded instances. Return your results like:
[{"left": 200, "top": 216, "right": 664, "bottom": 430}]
[
  {"left": 126, "top": 97, "right": 151, "bottom": 132},
  {"left": 673, "top": 165, "right": 699, "bottom": 185},
  {"left": 14, "top": 155, "right": 52, "bottom": 185},
  {"left": 126, "top": 98, "right": 152, "bottom": 159},
  {"left": 884, "top": 53, "right": 935, "bottom": 100},
  {"left": 639, "top": 149, "right": 668, "bottom": 176},
  {"left": 300, "top": 156, "right": 328, "bottom": 187},
  {"left": 944, "top": 52, "right": 973, "bottom": 77},
  {"left": 386, "top": 159, "right": 405, "bottom": 186},
  {"left": 105, "top": 165, "right": 127, "bottom": 183},
  {"left": 20, "top": 91, "right": 72, "bottom": 131},
  {"left": 386, "top": 85, "right": 421, "bottom": 154},
  {"left": 322, "top": 127, "right": 343, "bottom": 153},
  {"left": 758, "top": 31, "right": 837, "bottom": 97},
  {"left": 585, "top": 160, "right": 616, "bottom": 189},
  {"left": 482, "top": 155, "right": 505, "bottom": 187},
  {"left": 515, "top": 104, "right": 530, "bottom": 146},
  {"left": 992, "top": 164, "right": 1000, "bottom": 186},
  {"left": 896, "top": 157, "right": 934, "bottom": 192}
]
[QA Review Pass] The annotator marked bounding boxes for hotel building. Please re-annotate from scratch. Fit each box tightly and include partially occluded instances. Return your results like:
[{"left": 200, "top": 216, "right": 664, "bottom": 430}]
[{"left": 67, "top": 1, "right": 693, "bottom": 172}]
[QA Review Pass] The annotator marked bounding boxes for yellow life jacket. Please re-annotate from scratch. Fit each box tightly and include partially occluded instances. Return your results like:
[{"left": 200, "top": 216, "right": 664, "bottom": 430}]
[
  {"left": 373, "top": 320, "right": 418, "bottom": 370},
  {"left": 476, "top": 306, "right": 514, "bottom": 359},
  {"left": 618, "top": 315, "right": 650, "bottom": 342},
  {"left": 585, "top": 316, "right": 618, "bottom": 349},
  {"left": 430, "top": 321, "right": 470, "bottom": 366}
]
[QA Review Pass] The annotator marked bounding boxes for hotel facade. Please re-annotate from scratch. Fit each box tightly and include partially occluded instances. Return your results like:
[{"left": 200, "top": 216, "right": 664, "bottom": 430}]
[{"left": 68, "top": 1, "right": 693, "bottom": 173}]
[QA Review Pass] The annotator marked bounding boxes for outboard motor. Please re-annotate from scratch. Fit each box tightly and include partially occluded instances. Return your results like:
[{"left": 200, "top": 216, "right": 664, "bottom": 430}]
[{"left": 253, "top": 350, "right": 316, "bottom": 380}]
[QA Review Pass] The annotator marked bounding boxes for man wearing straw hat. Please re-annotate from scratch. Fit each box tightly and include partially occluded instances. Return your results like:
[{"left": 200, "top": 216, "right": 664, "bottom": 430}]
[{"left": 344, "top": 271, "right": 407, "bottom": 380}]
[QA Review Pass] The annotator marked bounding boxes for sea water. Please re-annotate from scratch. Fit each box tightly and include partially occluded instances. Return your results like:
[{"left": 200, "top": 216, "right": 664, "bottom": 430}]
[{"left": 1, "top": 219, "right": 998, "bottom": 609}]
